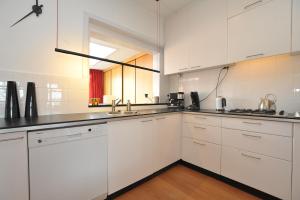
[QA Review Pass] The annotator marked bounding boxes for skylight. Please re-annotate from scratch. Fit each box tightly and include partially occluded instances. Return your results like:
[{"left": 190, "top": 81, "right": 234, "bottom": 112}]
[{"left": 89, "top": 42, "right": 116, "bottom": 66}]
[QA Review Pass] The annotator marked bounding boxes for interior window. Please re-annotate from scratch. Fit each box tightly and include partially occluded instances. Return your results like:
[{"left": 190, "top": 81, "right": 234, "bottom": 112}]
[{"left": 88, "top": 39, "right": 159, "bottom": 106}]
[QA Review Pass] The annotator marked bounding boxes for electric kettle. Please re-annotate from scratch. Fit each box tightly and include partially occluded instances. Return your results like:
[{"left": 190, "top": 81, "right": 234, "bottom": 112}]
[{"left": 216, "top": 96, "right": 226, "bottom": 111}]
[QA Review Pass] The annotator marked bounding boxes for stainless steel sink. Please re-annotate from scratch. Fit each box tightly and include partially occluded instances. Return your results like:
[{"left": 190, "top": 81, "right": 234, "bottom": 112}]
[
  {"left": 106, "top": 111, "right": 139, "bottom": 115},
  {"left": 107, "top": 111, "right": 122, "bottom": 115}
]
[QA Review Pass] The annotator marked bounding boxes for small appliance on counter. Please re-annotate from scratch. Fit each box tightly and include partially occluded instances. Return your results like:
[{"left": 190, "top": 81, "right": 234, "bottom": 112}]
[
  {"left": 216, "top": 96, "right": 226, "bottom": 111},
  {"left": 187, "top": 92, "right": 200, "bottom": 111},
  {"left": 167, "top": 92, "right": 184, "bottom": 109},
  {"left": 258, "top": 94, "right": 277, "bottom": 111}
]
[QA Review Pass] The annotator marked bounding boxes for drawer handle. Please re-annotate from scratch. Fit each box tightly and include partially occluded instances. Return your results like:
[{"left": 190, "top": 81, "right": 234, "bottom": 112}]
[
  {"left": 241, "top": 153, "right": 261, "bottom": 160},
  {"left": 0, "top": 136, "right": 24, "bottom": 143},
  {"left": 193, "top": 141, "right": 206, "bottom": 146},
  {"left": 195, "top": 116, "right": 207, "bottom": 120},
  {"left": 242, "top": 121, "right": 262, "bottom": 125},
  {"left": 246, "top": 53, "right": 264, "bottom": 59},
  {"left": 242, "top": 134, "right": 262, "bottom": 139},
  {"left": 156, "top": 117, "right": 166, "bottom": 120},
  {"left": 244, "top": 0, "right": 263, "bottom": 10},
  {"left": 141, "top": 119, "right": 153, "bottom": 123},
  {"left": 179, "top": 67, "right": 189, "bottom": 71},
  {"left": 194, "top": 126, "right": 206, "bottom": 130},
  {"left": 190, "top": 66, "right": 201, "bottom": 69}
]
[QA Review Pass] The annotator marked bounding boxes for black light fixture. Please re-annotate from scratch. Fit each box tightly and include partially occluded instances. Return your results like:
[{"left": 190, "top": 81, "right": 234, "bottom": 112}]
[{"left": 54, "top": 0, "right": 161, "bottom": 74}]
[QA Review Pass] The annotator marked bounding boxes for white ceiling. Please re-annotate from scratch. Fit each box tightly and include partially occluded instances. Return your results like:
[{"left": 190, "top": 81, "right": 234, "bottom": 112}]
[{"left": 133, "top": 0, "right": 194, "bottom": 18}]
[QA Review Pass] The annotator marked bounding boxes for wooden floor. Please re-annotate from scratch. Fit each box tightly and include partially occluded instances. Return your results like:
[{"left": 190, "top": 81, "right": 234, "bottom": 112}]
[{"left": 116, "top": 165, "right": 261, "bottom": 200}]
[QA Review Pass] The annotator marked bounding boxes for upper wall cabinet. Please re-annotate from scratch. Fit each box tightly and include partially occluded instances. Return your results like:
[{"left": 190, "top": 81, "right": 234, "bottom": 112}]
[
  {"left": 164, "top": 8, "right": 189, "bottom": 75},
  {"left": 187, "top": 0, "right": 228, "bottom": 70},
  {"left": 164, "top": 0, "right": 228, "bottom": 75},
  {"left": 228, "top": 0, "right": 292, "bottom": 63},
  {"left": 292, "top": 0, "right": 300, "bottom": 53}
]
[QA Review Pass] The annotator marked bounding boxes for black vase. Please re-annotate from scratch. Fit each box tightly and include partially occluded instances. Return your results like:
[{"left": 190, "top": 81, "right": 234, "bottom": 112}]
[
  {"left": 5, "top": 81, "right": 21, "bottom": 119},
  {"left": 25, "top": 82, "right": 38, "bottom": 118}
]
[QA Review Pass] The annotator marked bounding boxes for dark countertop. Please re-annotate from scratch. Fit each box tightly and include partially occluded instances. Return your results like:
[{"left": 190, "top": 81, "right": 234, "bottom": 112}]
[
  {"left": 184, "top": 109, "right": 300, "bottom": 120},
  {"left": 0, "top": 108, "right": 182, "bottom": 131},
  {"left": 1, "top": 108, "right": 299, "bottom": 132}
]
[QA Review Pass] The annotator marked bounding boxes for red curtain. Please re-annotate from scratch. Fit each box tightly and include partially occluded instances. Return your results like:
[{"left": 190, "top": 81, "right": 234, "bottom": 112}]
[{"left": 89, "top": 69, "right": 104, "bottom": 103}]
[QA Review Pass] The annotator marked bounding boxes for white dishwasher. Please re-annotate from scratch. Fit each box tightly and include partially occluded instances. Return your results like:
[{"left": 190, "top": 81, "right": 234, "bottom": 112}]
[{"left": 28, "top": 123, "right": 108, "bottom": 200}]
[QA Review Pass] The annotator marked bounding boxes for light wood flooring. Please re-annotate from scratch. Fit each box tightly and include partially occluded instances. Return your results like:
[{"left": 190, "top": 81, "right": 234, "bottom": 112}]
[{"left": 116, "top": 165, "right": 261, "bottom": 200}]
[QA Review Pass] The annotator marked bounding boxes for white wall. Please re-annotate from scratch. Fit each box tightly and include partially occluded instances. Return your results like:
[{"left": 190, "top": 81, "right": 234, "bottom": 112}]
[
  {"left": 0, "top": 0, "right": 168, "bottom": 118},
  {"left": 169, "top": 54, "right": 300, "bottom": 113}
]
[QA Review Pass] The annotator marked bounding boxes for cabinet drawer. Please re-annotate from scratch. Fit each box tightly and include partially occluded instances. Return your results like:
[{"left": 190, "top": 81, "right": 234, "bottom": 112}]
[
  {"left": 221, "top": 146, "right": 291, "bottom": 200},
  {"left": 222, "top": 128, "right": 292, "bottom": 161},
  {"left": 182, "top": 123, "right": 221, "bottom": 144},
  {"left": 182, "top": 138, "right": 221, "bottom": 174},
  {"left": 222, "top": 117, "right": 292, "bottom": 136},
  {"left": 183, "top": 114, "right": 221, "bottom": 127},
  {"left": 228, "top": 0, "right": 273, "bottom": 18}
]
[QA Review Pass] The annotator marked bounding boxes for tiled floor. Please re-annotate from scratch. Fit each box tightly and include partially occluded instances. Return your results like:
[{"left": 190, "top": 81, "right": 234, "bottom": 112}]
[{"left": 116, "top": 165, "right": 260, "bottom": 200}]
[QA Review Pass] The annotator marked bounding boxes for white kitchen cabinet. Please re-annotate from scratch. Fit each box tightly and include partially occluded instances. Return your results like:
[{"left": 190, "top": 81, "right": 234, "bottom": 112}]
[
  {"left": 292, "top": 0, "right": 300, "bottom": 53},
  {"left": 164, "top": 7, "right": 189, "bottom": 75},
  {"left": 293, "top": 124, "right": 300, "bottom": 200},
  {"left": 108, "top": 117, "right": 154, "bottom": 194},
  {"left": 0, "top": 132, "right": 29, "bottom": 200},
  {"left": 228, "top": 0, "right": 273, "bottom": 17},
  {"left": 164, "top": 0, "right": 228, "bottom": 75},
  {"left": 187, "top": 0, "right": 228, "bottom": 70},
  {"left": 182, "top": 137, "right": 221, "bottom": 174},
  {"left": 228, "top": 0, "right": 291, "bottom": 63},
  {"left": 153, "top": 114, "right": 181, "bottom": 172},
  {"left": 221, "top": 146, "right": 291, "bottom": 200}
]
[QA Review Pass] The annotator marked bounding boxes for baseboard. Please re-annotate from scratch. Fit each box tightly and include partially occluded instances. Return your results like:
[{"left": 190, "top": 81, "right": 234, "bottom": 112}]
[
  {"left": 106, "top": 160, "right": 181, "bottom": 200},
  {"left": 180, "top": 160, "right": 282, "bottom": 200}
]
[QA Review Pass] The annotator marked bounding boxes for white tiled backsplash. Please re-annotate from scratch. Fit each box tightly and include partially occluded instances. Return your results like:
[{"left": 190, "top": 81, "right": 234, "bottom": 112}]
[
  {"left": 0, "top": 70, "right": 167, "bottom": 118},
  {"left": 0, "top": 70, "right": 90, "bottom": 118},
  {"left": 169, "top": 54, "right": 300, "bottom": 113}
]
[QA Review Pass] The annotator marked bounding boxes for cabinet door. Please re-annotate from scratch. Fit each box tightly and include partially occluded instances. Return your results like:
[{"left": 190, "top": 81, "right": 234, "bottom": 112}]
[
  {"left": 108, "top": 118, "right": 154, "bottom": 194},
  {"left": 164, "top": 8, "right": 189, "bottom": 75},
  {"left": 292, "top": 0, "right": 300, "bottom": 52},
  {"left": 221, "top": 146, "right": 291, "bottom": 200},
  {"left": 153, "top": 114, "right": 181, "bottom": 171},
  {"left": 228, "top": 0, "right": 291, "bottom": 63},
  {"left": 293, "top": 124, "right": 300, "bottom": 200},
  {"left": 187, "top": 0, "right": 228, "bottom": 70},
  {"left": 182, "top": 137, "right": 221, "bottom": 174},
  {"left": 0, "top": 132, "right": 29, "bottom": 200}
]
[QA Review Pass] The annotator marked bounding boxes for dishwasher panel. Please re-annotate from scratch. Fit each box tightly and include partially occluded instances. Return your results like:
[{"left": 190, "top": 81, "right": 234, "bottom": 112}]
[{"left": 29, "top": 124, "right": 108, "bottom": 200}]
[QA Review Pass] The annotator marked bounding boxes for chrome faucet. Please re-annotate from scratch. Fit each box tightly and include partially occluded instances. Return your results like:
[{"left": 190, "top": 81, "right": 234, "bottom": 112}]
[{"left": 112, "top": 99, "right": 122, "bottom": 112}]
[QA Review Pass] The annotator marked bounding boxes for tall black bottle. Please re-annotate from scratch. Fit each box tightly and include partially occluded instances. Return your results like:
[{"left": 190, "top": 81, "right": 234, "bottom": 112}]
[
  {"left": 5, "top": 81, "right": 20, "bottom": 119},
  {"left": 25, "top": 82, "right": 38, "bottom": 118}
]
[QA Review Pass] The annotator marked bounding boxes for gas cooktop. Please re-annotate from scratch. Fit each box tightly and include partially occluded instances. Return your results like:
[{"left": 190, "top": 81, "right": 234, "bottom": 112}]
[{"left": 228, "top": 109, "right": 276, "bottom": 115}]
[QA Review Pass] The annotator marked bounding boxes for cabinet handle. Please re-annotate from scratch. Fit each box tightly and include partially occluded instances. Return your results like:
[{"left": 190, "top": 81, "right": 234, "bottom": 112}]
[
  {"left": 244, "top": 0, "right": 263, "bottom": 9},
  {"left": 141, "top": 119, "right": 153, "bottom": 123},
  {"left": 193, "top": 141, "right": 206, "bottom": 146},
  {"left": 242, "top": 133, "right": 262, "bottom": 139},
  {"left": 242, "top": 121, "right": 262, "bottom": 125},
  {"left": 190, "top": 66, "right": 201, "bottom": 69},
  {"left": 195, "top": 116, "right": 207, "bottom": 120},
  {"left": 194, "top": 126, "right": 206, "bottom": 130},
  {"left": 0, "top": 136, "right": 24, "bottom": 143},
  {"left": 179, "top": 67, "right": 189, "bottom": 71},
  {"left": 246, "top": 53, "right": 264, "bottom": 59},
  {"left": 156, "top": 117, "right": 166, "bottom": 120},
  {"left": 241, "top": 153, "right": 261, "bottom": 160}
]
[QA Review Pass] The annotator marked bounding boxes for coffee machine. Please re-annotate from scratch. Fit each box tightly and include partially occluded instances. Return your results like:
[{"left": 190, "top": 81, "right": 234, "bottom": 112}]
[{"left": 168, "top": 92, "right": 185, "bottom": 109}]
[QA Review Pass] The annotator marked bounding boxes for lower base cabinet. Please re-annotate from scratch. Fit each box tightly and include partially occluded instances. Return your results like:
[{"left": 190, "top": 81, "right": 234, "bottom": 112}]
[
  {"left": 293, "top": 124, "right": 300, "bottom": 200},
  {"left": 182, "top": 137, "right": 221, "bottom": 174},
  {"left": 0, "top": 132, "right": 29, "bottom": 200},
  {"left": 108, "top": 114, "right": 181, "bottom": 194},
  {"left": 221, "top": 146, "right": 291, "bottom": 200}
]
